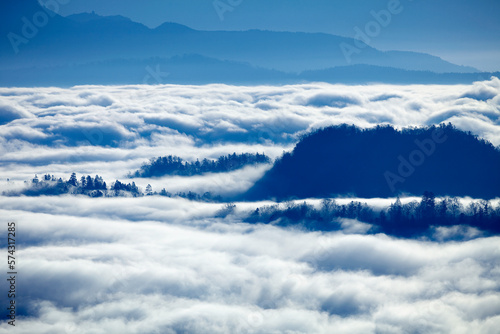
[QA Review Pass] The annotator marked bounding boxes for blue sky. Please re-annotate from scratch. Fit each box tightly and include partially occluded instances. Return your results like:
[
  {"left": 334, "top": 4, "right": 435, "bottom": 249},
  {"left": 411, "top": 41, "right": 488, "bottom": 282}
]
[{"left": 51, "top": 0, "right": 500, "bottom": 71}]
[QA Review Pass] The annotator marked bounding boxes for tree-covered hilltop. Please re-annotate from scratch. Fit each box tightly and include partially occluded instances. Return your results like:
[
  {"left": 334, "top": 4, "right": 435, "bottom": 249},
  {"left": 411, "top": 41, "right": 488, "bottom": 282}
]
[
  {"left": 2, "top": 173, "right": 221, "bottom": 201},
  {"left": 131, "top": 153, "right": 271, "bottom": 178},
  {"left": 245, "top": 192, "right": 500, "bottom": 237},
  {"left": 14, "top": 173, "right": 110, "bottom": 197},
  {"left": 244, "top": 123, "right": 500, "bottom": 201}
]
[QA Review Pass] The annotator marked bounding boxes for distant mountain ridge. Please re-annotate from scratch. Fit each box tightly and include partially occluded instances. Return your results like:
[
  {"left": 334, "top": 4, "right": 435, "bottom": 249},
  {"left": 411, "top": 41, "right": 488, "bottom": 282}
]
[
  {"left": 0, "top": 55, "right": 497, "bottom": 87},
  {"left": 0, "top": 0, "right": 484, "bottom": 86},
  {"left": 66, "top": 12, "right": 132, "bottom": 24}
]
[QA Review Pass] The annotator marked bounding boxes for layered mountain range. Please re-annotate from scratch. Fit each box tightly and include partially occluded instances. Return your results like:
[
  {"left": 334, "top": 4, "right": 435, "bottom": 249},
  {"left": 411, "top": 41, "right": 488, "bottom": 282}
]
[{"left": 1, "top": 0, "right": 498, "bottom": 86}]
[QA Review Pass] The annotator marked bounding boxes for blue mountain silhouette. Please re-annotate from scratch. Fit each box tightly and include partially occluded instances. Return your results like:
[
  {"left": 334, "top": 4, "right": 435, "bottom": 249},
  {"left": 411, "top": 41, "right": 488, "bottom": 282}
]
[{"left": 0, "top": 0, "right": 489, "bottom": 85}]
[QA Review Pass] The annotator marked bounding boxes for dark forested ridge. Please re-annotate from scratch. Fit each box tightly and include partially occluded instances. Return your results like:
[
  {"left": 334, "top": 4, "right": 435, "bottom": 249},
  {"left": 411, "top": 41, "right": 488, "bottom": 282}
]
[
  {"left": 244, "top": 124, "right": 500, "bottom": 201},
  {"left": 132, "top": 153, "right": 270, "bottom": 178}
]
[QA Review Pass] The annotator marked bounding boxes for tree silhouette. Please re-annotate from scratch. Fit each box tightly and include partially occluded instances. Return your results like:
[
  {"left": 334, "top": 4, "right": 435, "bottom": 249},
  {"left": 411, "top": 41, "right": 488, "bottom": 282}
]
[
  {"left": 418, "top": 191, "right": 436, "bottom": 223},
  {"left": 133, "top": 153, "right": 271, "bottom": 178},
  {"left": 68, "top": 173, "right": 78, "bottom": 187},
  {"left": 245, "top": 193, "right": 500, "bottom": 237}
]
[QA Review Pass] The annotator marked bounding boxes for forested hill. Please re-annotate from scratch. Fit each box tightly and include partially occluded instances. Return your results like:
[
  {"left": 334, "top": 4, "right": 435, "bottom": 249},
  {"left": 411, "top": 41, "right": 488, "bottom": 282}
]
[
  {"left": 132, "top": 153, "right": 270, "bottom": 178},
  {"left": 244, "top": 124, "right": 500, "bottom": 200}
]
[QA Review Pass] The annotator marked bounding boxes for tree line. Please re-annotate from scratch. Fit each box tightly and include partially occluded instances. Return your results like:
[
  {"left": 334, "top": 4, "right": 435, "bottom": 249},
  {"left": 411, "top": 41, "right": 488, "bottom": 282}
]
[
  {"left": 2, "top": 173, "right": 221, "bottom": 201},
  {"left": 131, "top": 152, "right": 271, "bottom": 178},
  {"left": 244, "top": 192, "right": 500, "bottom": 237},
  {"left": 3, "top": 174, "right": 499, "bottom": 237}
]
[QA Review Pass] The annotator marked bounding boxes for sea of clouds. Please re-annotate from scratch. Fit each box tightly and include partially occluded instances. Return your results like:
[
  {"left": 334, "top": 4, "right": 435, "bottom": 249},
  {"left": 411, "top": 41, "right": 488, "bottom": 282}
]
[
  {"left": 1, "top": 77, "right": 500, "bottom": 194},
  {"left": 1, "top": 78, "right": 500, "bottom": 333},
  {"left": 1, "top": 196, "right": 500, "bottom": 333}
]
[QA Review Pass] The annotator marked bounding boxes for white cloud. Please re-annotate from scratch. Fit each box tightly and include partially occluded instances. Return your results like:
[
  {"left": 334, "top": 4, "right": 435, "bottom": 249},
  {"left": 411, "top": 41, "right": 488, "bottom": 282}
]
[
  {"left": 1, "top": 196, "right": 499, "bottom": 333},
  {"left": 1, "top": 79, "right": 499, "bottom": 188},
  {"left": 0, "top": 102, "right": 33, "bottom": 125},
  {"left": 1, "top": 79, "right": 500, "bottom": 333}
]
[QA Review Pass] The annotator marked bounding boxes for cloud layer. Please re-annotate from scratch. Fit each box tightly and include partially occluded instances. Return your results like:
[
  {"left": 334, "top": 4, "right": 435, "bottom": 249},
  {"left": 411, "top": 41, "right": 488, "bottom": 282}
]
[
  {"left": 1, "top": 79, "right": 500, "bottom": 333},
  {"left": 1, "top": 78, "right": 499, "bottom": 195},
  {"left": 1, "top": 196, "right": 499, "bottom": 333}
]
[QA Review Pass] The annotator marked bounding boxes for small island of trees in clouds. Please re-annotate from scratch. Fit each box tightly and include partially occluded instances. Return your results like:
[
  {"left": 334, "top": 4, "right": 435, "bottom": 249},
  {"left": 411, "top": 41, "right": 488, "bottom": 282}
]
[
  {"left": 131, "top": 152, "right": 270, "bottom": 178},
  {"left": 2, "top": 152, "right": 272, "bottom": 201}
]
